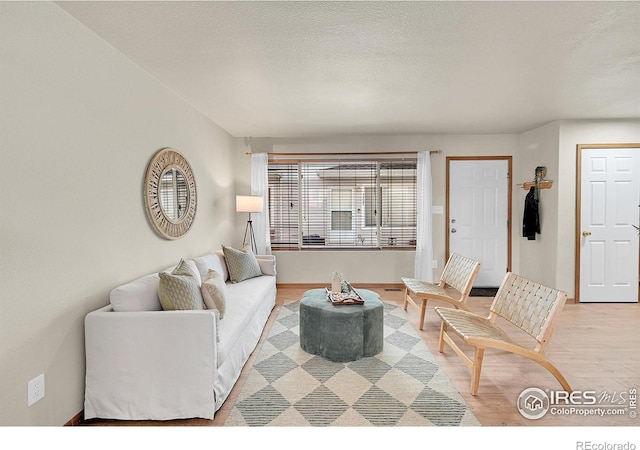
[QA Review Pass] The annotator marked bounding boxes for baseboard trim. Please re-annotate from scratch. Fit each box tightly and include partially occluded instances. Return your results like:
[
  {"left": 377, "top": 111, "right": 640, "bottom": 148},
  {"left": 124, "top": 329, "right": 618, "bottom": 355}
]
[{"left": 65, "top": 410, "right": 84, "bottom": 426}]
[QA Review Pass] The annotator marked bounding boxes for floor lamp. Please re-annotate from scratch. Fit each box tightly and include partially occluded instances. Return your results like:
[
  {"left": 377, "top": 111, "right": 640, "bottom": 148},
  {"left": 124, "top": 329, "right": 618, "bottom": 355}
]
[{"left": 236, "top": 195, "right": 264, "bottom": 255}]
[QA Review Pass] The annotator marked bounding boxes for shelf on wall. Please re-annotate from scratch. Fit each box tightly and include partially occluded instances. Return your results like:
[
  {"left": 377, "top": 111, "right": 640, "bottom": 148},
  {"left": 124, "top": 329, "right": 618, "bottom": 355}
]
[{"left": 520, "top": 180, "right": 553, "bottom": 190}]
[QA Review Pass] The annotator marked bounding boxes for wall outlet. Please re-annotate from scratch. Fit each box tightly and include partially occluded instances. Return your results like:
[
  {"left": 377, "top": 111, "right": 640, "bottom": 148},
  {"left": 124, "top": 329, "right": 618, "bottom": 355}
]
[
  {"left": 432, "top": 259, "right": 438, "bottom": 268},
  {"left": 28, "top": 373, "right": 45, "bottom": 406}
]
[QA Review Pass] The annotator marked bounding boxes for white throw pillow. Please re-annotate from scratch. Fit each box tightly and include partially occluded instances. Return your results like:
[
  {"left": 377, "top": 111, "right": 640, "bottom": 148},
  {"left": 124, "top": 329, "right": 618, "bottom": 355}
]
[
  {"left": 255, "top": 255, "right": 277, "bottom": 276},
  {"left": 201, "top": 269, "right": 227, "bottom": 318},
  {"left": 192, "top": 253, "right": 229, "bottom": 282}
]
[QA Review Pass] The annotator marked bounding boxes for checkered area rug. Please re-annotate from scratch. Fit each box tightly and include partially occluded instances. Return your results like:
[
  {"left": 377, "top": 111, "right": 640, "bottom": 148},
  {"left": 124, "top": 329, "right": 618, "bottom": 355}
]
[{"left": 224, "top": 301, "right": 480, "bottom": 426}]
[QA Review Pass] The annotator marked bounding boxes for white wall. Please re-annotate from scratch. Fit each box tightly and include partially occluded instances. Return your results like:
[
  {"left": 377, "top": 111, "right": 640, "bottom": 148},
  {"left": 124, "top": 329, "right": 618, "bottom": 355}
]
[
  {"left": 0, "top": 3, "right": 238, "bottom": 425},
  {"left": 241, "top": 134, "right": 519, "bottom": 283},
  {"left": 516, "top": 122, "right": 561, "bottom": 286}
]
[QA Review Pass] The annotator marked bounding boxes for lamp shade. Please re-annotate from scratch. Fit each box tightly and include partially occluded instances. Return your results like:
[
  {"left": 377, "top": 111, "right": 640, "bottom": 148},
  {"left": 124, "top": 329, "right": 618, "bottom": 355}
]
[{"left": 236, "top": 195, "right": 264, "bottom": 213}]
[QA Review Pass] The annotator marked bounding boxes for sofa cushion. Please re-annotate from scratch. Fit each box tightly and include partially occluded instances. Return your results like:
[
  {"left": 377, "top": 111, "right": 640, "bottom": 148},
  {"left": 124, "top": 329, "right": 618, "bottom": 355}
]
[
  {"left": 201, "top": 269, "right": 227, "bottom": 318},
  {"left": 216, "top": 275, "right": 276, "bottom": 366},
  {"left": 192, "top": 252, "right": 229, "bottom": 282},
  {"left": 255, "top": 255, "right": 277, "bottom": 276},
  {"left": 110, "top": 273, "right": 162, "bottom": 312},
  {"left": 158, "top": 259, "right": 204, "bottom": 311},
  {"left": 222, "top": 245, "right": 262, "bottom": 283}
]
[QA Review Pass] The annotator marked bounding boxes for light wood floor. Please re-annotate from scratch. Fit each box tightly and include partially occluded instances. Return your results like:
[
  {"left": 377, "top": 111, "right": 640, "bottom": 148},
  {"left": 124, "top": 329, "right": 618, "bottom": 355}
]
[{"left": 82, "top": 285, "right": 640, "bottom": 427}]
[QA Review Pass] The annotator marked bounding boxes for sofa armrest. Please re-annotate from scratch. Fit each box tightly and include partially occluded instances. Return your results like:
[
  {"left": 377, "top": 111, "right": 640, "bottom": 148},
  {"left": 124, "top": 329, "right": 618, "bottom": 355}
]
[
  {"left": 256, "top": 254, "right": 277, "bottom": 276},
  {"left": 84, "top": 305, "right": 218, "bottom": 420}
]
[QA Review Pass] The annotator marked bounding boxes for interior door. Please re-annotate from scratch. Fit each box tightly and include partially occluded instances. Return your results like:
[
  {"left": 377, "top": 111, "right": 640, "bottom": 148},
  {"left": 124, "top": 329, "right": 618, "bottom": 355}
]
[
  {"left": 578, "top": 145, "right": 640, "bottom": 303},
  {"left": 447, "top": 158, "right": 511, "bottom": 287}
]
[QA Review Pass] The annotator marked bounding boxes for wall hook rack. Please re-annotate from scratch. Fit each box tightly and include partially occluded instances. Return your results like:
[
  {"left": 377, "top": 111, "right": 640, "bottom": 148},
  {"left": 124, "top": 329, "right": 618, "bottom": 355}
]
[
  {"left": 518, "top": 166, "right": 553, "bottom": 191},
  {"left": 519, "top": 179, "right": 553, "bottom": 190}
]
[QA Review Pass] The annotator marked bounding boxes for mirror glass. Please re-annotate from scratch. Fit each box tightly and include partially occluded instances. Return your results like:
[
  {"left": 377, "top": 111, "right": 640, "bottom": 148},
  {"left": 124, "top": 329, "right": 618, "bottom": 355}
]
[{"left": 159, "top": 168, "right": 189, "bottom": 220}]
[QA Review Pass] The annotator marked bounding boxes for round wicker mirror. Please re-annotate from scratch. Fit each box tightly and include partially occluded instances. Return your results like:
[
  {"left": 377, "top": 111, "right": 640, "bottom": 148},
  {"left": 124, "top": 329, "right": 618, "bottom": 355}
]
[{"left": 144, "top": 148, "right": 197, "bottom": 239}]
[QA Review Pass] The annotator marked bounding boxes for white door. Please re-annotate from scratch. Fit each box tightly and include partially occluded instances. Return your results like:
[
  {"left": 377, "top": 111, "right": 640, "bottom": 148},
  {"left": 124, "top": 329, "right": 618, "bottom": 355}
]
[
  {"left": 579, "top": 147, "right": 640, "bottom": 303},
  {"left": 448, "top": 159, "right": 510, "bottom": 287}
]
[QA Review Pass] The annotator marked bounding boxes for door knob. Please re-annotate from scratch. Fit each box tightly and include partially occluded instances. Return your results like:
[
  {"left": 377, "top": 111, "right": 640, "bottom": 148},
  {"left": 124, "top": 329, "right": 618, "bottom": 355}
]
[
  {"left": 582, "top": 231, "right": 591, "bottom": 237},
  {"left": 451, "top": 228, "right": 457, "bottom": 233}
]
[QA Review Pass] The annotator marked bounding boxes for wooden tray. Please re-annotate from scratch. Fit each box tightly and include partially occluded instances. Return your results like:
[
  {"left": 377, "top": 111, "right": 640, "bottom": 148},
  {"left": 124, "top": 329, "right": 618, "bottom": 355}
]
[{"left": 325, "top": 287, "right": 364, "bottom": 305}]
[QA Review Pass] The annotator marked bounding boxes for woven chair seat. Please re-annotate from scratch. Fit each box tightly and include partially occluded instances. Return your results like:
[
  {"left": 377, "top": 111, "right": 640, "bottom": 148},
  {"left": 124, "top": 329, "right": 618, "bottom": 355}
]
[
  {"left": 401, "top": 278, "right": 450, "bottom": 298},
  {"left": 434, "top": 308, "right": 516, "bottom": 345},
  {"left": 401, "top": 253, "right": 480, "bottom": 330}
]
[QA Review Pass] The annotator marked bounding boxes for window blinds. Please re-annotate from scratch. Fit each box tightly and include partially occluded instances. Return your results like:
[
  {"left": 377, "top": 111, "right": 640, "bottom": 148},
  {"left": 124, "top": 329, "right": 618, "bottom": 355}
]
[{"left": 268, "top": 158, "right": 417, "bottom": 250}]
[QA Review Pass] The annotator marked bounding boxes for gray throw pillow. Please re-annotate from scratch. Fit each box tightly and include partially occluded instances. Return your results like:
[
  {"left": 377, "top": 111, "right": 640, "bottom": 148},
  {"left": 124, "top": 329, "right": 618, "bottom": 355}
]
[
  {"left": 201, "top": 269, "right": 227, "bottom": 318},
  {"left": 158, "top": 259, "right": 204, "bottom": 311},
  {"left": 222, "top": 245, "right": 262, "bottom": 283}
]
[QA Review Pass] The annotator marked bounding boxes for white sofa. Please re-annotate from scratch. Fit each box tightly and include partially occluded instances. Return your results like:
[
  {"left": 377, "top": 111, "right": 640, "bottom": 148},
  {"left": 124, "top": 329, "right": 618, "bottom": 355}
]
[{"left": 83, "top": 250, "right": 276, "bottom": 421}]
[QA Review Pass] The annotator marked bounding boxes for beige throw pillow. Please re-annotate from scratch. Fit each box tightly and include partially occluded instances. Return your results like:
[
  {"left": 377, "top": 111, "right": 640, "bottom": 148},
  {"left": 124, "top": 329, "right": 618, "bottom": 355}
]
[
  {"left": 201, "top": 269, "right": 227, "bottom": 318},
  {"left": 222, "top": 245, "right": 262, "bottom": 283},
  {"left": 158, "top": 259, "right": 204, "bottom": 311}
]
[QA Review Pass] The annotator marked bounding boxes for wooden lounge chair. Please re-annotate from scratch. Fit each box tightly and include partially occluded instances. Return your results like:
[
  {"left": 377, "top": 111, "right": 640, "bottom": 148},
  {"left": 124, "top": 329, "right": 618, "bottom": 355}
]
[
  {"left": 401, "top": 253, "right": 481, "bottom": 330},
  {"left": 435, "top": 272, "right": 571, "bottom": 395}
]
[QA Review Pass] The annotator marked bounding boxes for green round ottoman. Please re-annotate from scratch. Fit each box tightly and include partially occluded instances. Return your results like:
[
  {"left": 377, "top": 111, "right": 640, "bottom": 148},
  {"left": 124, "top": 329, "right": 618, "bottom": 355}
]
[{"left": 299, "top": 288, "right": 384, "bottom": 362}]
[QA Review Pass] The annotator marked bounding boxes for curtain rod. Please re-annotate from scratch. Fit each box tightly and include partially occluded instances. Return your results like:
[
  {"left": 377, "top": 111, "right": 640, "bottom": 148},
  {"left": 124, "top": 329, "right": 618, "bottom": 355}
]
[{"left": 245, "top": 150, "right": 441, "bottom": 156}]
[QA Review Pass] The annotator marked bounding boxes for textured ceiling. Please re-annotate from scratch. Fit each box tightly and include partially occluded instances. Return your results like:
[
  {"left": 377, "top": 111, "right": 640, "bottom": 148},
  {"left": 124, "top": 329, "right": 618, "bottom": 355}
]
[{"left": 58, "top": 1, "right": 640, "bottom": 138}]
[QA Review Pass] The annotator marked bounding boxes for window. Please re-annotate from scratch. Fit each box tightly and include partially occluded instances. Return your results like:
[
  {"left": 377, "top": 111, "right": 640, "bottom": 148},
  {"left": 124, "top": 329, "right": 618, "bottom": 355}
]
[{"left": 268, "top": 158, "right": 417, "bottom": 249}]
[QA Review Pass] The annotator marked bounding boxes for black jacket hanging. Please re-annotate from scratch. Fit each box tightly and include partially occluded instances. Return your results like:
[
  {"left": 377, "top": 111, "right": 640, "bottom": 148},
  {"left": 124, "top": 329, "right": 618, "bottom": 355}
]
[{"left": 523, "top": 186, "right": 540, "bottom": 240}]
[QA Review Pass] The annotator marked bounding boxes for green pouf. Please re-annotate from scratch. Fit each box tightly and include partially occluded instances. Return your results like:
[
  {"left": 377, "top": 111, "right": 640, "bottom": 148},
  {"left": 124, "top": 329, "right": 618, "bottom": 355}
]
[{"left": 299, "top": 288, "right": 384, "bottom": 362}]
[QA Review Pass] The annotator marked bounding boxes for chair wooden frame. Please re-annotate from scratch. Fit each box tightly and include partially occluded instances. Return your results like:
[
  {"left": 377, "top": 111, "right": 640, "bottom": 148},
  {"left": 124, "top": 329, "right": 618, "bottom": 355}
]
[
  {"left": 401, "top": 253, "right": 481, "bottom": 330},
  {"left": 435, "top": 272, "right": 572, "bottom": 395}
]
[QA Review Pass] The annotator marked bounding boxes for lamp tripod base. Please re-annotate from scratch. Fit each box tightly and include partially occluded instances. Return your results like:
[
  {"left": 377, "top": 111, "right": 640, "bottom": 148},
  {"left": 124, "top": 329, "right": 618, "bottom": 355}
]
[{"left": 243, "top": 219, "right": 258, "bottom": 254}]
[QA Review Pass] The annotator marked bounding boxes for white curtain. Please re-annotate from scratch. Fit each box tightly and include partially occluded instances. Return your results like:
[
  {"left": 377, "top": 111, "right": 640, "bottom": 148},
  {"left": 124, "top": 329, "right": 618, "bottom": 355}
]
[
  {"left": 250, "top": 153, "right": 271, "bottom": 255},
  {"left": 414, "top": 150, "right": 433, "bottom": 281}
]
